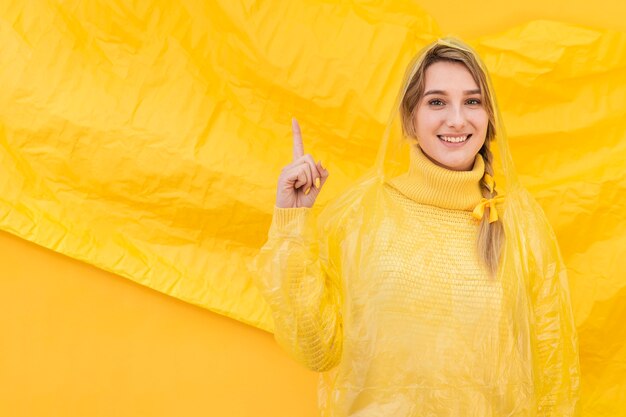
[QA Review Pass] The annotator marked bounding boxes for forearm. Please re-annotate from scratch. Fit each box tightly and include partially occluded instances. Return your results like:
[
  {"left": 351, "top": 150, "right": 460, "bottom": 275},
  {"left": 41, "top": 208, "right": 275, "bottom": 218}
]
[{"left": 253, "top": 207, "right": 343, "bottom": 372}]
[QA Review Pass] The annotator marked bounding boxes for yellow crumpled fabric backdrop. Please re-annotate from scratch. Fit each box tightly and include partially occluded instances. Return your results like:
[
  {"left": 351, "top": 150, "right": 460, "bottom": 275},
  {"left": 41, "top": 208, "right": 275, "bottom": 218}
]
[{"left": 0, "top": 1, "right": 624, "bottom": 415}]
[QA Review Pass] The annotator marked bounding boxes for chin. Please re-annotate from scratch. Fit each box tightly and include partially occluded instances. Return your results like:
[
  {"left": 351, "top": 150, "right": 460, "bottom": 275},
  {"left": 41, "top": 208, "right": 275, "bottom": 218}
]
[{"left": 420, "top": 143, "right": 480, "bottom": 171}]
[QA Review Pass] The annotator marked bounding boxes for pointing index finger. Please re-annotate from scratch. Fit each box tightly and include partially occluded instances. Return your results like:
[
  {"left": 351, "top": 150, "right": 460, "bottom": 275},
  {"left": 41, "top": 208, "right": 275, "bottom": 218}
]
[{"left": 292, "top": 117, "right": 304, "bottom": 161}]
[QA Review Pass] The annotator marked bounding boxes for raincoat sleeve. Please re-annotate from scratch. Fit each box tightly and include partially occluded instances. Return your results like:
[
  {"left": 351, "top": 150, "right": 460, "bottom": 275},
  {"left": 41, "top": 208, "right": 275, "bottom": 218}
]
[
  {"left": 526, "top": 208, "right": 581, "bottom": 416},
  {"left": 252, "top": 206, "right": 344, "bottom": 373}
]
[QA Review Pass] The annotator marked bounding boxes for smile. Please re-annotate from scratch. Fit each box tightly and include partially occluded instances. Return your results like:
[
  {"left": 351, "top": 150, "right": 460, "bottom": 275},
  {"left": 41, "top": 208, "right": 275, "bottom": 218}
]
[{"left": 438, "top": 134, "right": 471, "bottom": 143}]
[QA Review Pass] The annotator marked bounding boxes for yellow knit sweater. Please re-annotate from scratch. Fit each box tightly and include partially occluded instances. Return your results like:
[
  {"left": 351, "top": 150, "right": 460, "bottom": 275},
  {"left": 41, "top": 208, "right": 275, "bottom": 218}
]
[{"left": 253, "top": 145, "right": 573, "bottom": 416}]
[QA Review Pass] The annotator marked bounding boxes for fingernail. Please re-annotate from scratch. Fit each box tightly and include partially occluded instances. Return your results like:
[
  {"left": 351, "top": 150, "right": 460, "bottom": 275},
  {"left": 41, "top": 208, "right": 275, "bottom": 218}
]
[
  {"left": 315, "top": 178, "right": 321, "bottom": 189},
  {"left": 304, "top": 187, "right": 311, "bottom": 195}
]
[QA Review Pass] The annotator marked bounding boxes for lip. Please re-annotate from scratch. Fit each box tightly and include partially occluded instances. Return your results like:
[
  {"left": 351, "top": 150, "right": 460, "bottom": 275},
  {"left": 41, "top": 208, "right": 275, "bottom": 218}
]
[
  {"left": 438, "top": 134, "right": 471, "bottom": 146},
  {"left": 438, "top": 133, "right": 472, "bottom": 138}
]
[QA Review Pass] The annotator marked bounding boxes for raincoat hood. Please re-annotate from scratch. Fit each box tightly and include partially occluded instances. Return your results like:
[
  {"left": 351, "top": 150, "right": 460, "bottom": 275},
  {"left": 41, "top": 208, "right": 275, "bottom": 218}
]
[{"left": 318, "top": 37, "right": 516, "bottom": 221}]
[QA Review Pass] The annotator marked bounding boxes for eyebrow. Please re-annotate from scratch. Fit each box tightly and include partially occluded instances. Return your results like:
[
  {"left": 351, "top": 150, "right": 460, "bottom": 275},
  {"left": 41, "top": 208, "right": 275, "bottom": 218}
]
[{"left": 424, "top": 89, "right": 481, "bottom": 96}]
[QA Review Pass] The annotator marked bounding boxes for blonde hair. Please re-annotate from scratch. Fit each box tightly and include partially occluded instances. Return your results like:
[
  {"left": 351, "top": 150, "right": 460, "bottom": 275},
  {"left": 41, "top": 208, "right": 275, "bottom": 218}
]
[{"left": 400, "top": 43, "right": 505, "bottom": 279}]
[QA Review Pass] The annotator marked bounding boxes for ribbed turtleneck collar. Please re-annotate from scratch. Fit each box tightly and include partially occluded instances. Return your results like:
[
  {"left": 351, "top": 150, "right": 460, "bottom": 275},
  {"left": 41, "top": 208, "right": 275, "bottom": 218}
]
[{"left": 386, "top": 144, "right": 485, "bottom": 211}]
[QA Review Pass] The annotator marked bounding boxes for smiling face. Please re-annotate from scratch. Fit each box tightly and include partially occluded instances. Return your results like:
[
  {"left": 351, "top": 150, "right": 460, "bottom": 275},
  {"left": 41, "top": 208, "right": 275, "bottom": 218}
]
[{"left": 413, "top": 60, "right": 488, "bottom": 171}]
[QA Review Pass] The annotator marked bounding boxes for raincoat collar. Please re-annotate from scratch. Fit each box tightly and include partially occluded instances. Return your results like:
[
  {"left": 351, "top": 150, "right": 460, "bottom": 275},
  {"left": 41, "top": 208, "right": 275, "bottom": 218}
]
[{"left": 386, "top": 144, "right": 485, "bottom": 211}]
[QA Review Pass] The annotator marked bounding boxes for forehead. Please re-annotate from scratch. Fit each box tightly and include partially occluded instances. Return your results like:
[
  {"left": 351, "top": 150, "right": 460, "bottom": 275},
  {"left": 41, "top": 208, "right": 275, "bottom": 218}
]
[{"left": 424, "top": 61, "right": 479, "bottom": 91}]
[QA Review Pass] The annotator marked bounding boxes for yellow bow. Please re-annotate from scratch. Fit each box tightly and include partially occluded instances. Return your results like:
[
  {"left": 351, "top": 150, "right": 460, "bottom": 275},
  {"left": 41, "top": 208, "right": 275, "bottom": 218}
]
[{"left": 472, "top": 195, "right": 505, "bottom": 223}]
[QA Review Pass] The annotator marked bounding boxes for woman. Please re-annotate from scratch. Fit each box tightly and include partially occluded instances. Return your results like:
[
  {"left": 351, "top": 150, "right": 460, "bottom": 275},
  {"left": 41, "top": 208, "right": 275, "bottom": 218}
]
[{"left": 253, "top": 37, "right": 580, "bottom": 416}]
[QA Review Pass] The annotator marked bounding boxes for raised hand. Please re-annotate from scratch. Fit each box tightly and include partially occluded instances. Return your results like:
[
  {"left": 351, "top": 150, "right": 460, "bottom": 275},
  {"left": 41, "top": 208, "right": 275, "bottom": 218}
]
[{"left": 275, "top": 118, "right": 329, "bottom": 208}]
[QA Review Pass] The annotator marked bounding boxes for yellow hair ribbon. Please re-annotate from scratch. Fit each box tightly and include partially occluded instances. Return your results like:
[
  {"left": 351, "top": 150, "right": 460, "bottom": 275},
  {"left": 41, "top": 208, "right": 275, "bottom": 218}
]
[{"left": 472, "top": 195, "right": 505, "bottom": 223}]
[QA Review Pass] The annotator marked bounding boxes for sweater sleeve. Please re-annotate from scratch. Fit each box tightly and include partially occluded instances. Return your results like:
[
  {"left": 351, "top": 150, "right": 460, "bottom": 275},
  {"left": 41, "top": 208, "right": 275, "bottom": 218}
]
[
  {"left": 251, "top": 206, "right": 344, "bottom": 373},
  {"left": 527, "top": 218, "right": 581, "bottom": 416}
]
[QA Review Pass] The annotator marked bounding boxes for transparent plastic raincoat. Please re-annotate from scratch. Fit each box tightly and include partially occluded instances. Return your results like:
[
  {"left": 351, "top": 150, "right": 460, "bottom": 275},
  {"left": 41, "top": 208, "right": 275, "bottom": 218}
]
[{"left": 252, "top": 37, "right": 580, "bottom": 416}]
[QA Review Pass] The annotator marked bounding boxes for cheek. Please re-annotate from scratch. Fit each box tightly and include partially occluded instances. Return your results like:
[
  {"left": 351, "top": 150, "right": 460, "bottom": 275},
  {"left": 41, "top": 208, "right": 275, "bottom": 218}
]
[
  {"left": 471, "top": 110, "right": 489, "bottom": 131},
  {"left": 414, "top": 111, "right": 440, "bottom": 133}
]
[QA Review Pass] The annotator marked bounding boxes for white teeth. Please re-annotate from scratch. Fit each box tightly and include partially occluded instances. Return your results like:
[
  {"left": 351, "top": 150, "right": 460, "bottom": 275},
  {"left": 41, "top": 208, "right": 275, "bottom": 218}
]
[{"left": 439, "top": 135, "right": 468, "bottom": 143}]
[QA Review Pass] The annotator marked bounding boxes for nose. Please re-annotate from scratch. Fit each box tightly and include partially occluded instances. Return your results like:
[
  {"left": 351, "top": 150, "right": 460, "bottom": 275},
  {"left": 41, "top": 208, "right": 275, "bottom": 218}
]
[{"left": 446, "top": 104, "right": 466, "bottom": 128}]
